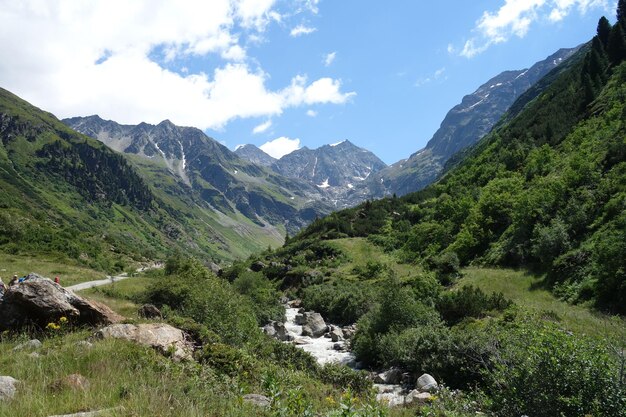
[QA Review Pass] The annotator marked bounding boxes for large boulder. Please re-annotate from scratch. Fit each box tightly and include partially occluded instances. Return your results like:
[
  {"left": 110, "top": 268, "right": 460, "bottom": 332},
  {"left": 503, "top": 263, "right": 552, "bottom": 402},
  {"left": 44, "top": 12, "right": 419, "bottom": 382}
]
[
  {"left": 374, "top": 368, "right": 403, "bottom": 385},
  {"left": 416, "top": 373, "right": 438, "bottom": 392},
  {"left": 300, "top": 312, "right": 328, "bottom": 338},
  {"left": 12, "top": 339, "right": 42, "bottom": 351},
  {"left": 138, "top": 304, "right": 162, "bottom": 319},
  {"left": 0, "top": 274, "right": 124, "bottom": 330},
  {"left": 95, "top": 323, "right": 193, "bottom": 361},
  {"left": 329, "top": 327, "right": 344, "bottom": 342},
  {"left": 0, "top": 376, "right": 19, "bottom": 401},
  {"left": 262, "top": 321, "right": 292, "bottom": 341}
]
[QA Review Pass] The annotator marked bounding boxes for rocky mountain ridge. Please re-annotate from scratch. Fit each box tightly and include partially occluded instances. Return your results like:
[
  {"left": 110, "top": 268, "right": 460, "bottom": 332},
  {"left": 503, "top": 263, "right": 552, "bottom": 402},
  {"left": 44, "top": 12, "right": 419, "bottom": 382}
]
[
  {"left": 64, "top": 115, "right": 332, "bottom": 234},
  {"left": 365, "top": 46, "right": 582, "bottom": 197}
]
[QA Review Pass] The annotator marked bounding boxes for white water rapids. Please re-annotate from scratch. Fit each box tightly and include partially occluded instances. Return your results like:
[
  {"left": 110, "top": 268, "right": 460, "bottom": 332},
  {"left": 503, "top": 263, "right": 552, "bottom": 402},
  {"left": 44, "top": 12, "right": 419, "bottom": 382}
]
[{"left": 283, "top": 306, "right": 409, "bottom": 407}]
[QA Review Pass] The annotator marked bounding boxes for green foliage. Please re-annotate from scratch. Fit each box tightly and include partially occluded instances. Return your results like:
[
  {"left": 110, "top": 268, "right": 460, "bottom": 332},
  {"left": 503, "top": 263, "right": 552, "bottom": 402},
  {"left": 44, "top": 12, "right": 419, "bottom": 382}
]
[
  {"left": 487, "top": 317, "right": 626, "bottom": 416},
  {"left": 143, "top": 257, "right": 260, "bottom": 346},
  {"left": 285, "top": 34, "right": 626, "bottom": 314},
  {"left": 436, "top": 285, "right": 511, "bottom": 325},
  {"left": 301, "top": 280, "right": 376, "bottom": 325},
  {"left": 316, "top": 364, "right": 372, "bottom": 394},
  {"left": 232, "top": 270, "right": 284, "bottom": 324}
]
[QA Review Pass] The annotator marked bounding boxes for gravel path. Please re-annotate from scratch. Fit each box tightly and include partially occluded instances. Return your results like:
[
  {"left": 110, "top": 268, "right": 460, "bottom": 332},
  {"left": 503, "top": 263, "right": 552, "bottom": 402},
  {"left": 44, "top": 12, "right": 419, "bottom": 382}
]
[{"left": 66, "top": 273, "right": 129, "bottom": 292}]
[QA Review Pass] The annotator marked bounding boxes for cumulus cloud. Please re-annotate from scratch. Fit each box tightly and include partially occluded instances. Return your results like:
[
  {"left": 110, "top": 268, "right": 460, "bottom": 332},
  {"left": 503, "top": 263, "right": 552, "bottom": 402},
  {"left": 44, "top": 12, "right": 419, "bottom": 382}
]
[
  {"left": 252, "top": 119, "right": 272, "bottom": 134},
  {"left": 306, "top": 109, "right": 318, "bottom": 117},
  {"left": 0, "top": 0, "right": 354, "bottom": 130},
  {"left": 458, "top": 0, "right": 609, "bottom": 58},
  {"left": 290, "top": 25, "right": 317, "bottom": 37},
  {"left": 283, "top": 76, "right": 356, "bottom": 105},
  {"left": 324, "top": 51, "right": 337, "bottom": 66},
  {"left": 260, "top": 136, "right": 301, "bottom": 158}
]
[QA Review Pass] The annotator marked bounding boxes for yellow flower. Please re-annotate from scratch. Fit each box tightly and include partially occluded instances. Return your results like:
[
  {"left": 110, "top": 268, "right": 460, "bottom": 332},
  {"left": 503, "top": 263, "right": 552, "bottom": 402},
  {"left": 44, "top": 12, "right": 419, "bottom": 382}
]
[{"left": 59, "top": 316, "right": 68, "bottom": 324}]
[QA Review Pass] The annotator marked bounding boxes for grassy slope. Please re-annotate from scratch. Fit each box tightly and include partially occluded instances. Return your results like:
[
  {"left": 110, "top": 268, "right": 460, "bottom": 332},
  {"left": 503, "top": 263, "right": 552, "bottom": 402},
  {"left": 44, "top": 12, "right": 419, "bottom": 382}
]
[
  {"left": 0, "top": 87, "right": 284, "bottom": 269},
  {"left": 327, "top": 238, "right": 420, "bottom": 281},
  {"left": 459, "top": 268, "right": 626, "bottom": 340},
  {"left": 0, "top": 254, "right": 106, "bottom": 287}
]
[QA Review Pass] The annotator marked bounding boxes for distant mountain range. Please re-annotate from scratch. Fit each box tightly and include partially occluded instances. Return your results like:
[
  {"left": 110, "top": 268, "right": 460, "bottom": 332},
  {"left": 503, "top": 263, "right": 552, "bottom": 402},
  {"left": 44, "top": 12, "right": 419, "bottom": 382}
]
[
  {"left": 232, "top": 46, "right": 581, "bottom": 203},
  {"left": 53, "top": 45, "right": 581, "bottom": 262},
  {"left": 363, "top": 46, "right": 581, "bottom": 197},
  {"left": 64, "top": 116, "right": 333, "bottom": 234}
]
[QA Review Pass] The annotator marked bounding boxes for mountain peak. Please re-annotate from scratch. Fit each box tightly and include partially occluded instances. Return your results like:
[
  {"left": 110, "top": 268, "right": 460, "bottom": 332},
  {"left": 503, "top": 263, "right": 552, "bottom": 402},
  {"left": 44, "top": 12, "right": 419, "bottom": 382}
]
[{"left": 234, "top": 144, "right": 276, "bottom": 167}]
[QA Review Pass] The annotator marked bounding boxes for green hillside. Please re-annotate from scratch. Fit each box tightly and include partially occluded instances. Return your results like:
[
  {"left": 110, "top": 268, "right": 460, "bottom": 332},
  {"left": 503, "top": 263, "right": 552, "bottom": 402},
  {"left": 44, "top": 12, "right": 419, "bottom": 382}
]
[
  {"left": 291, "top": 15, "right": 626, "bottom": 315},
  {"left": 0, "top": 87, "right": 282, "bottom": 271},
  {"left": 206, "top": 10, "right": 626, "bottom": 416}
]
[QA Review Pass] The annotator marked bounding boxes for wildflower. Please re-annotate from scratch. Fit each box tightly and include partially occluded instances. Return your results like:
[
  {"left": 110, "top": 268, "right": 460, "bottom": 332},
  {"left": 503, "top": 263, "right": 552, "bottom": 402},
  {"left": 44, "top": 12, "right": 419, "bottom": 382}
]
[{"left": 59, "top": 316, "right": 68, "bottom": 324}]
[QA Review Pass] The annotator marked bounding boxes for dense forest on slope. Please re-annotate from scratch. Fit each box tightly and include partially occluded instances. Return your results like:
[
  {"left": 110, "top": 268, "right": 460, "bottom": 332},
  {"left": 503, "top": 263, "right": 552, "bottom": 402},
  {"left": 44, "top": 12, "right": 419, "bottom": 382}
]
[{"left": 289, "top": 12, "right": 626, "bottom": 315}]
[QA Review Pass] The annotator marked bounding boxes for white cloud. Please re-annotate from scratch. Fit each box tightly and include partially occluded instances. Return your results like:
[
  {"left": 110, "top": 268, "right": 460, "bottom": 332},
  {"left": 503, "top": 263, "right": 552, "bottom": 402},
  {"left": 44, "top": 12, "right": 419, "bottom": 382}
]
[
  {"left": 458, "top": 0, "right": 609, "bottom": 58},
  {"left": 306, "top": 109, "right": 318, "bottom": 117},
  {"left": 283, "top": 75, "right": 356, "bottom": 105},
  {"left": 0, "top": 0, "right": 354, "bottom": 131},
  {"left": 260, "top": 136, "right": 301, "bottom": 158},
  {"left": 252, "top": 119, "right": 272, "bottom": 134},
  {"left": 221, "top": 45, "right": 247, "bottom": 61},
  {"left": 324, "top": 51, "right": 337, "bottom": 66},
  {"left": 290, "top": 25, "right": 317, "bottom": 37}
]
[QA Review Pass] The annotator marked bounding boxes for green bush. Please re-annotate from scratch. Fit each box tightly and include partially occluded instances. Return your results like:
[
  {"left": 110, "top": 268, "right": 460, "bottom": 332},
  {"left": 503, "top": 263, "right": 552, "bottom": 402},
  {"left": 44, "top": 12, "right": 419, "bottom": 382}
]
[
  {"left": 488, "top": 318, "right": 626, "bottom": 416},
  {"left": 143, "top": 257, "right": 260, "bottom": 346},
  {"left": 198, "top": 342, "right": 255, "bottom": 377},
  {"left": 232, "top": 270, "right": 284, "bottom": 324},
  {"left": 436, "top": 285, "right": 511, "bottom": 325},
  {"left": 316, "top": 363, "right": 372, "bottom": 394},
  {"left": 300, "top": 280, "right": 376, "bottom": 325}
]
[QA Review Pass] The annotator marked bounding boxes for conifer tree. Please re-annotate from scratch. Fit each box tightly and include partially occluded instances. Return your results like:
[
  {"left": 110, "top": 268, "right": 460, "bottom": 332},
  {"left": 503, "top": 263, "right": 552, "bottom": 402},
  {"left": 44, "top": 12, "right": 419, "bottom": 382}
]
[
  {"left": 607, "top": 23, "right": 626, "bottom": 64},
  {"left": 597, "top": 16, "right": 612, "bottom": 47}
]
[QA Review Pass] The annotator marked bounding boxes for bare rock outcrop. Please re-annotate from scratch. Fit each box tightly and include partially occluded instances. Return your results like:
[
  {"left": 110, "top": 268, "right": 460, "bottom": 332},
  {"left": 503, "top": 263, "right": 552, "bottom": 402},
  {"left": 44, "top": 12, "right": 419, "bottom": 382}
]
[
  {"left": 95, "top": 323, "right": 193, "bottom": 361},
  {"left": 0, "top": 274, "right": 124, "bottom": 330}
]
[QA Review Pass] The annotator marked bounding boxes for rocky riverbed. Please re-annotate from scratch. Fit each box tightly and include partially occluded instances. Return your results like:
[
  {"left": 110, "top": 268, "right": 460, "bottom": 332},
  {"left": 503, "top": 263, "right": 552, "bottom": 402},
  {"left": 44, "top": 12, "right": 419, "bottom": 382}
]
[{"left": 262, "top": 302, "right": 436, "bottom": 407}]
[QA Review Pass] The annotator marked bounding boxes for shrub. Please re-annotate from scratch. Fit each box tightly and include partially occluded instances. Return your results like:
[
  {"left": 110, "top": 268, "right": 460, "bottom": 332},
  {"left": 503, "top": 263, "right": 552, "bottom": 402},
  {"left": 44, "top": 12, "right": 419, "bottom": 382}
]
[
  {"left": 427, "top": 252, "right": 462, "bottom": 286},
  {"left": 232, "top": 270, "right": 284, "bottom": 324},
  {"left": 488, "top": 318, "right": 626, "bottom": 417},
  {"left": 316, "top": 363, "right": 372, "bottom": 394},
  {"left": 143, "top": 257, "right": 260, "bottom": 346},
  {"left": 300, "top": 280, "right": 375, "bottom": 325},
  {"left": 436, "top": 285, "right": 511, "bottom": 325}
]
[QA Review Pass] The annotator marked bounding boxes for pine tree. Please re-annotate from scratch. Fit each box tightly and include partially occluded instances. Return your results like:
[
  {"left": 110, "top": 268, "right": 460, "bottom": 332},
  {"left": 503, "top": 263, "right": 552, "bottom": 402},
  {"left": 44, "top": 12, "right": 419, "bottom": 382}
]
[
  {"left": 618, "top": 0, "right": 626, "bottom": 26},
  {"left": 597, "top": 16, "right": 612, "bottom": 47},
  {"left": 607, "top": 23, "right": 626, "bottom": 64}
]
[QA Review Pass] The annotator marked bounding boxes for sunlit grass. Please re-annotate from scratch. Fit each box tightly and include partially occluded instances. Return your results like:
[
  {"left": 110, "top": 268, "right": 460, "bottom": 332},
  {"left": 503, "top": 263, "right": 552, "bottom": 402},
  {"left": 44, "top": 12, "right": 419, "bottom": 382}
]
[
  {"left": 0, "top": 253, "right": 106, "bottom": 287},
  {"left": 459, "top": 268, "right": 626, "bottom": 341}
]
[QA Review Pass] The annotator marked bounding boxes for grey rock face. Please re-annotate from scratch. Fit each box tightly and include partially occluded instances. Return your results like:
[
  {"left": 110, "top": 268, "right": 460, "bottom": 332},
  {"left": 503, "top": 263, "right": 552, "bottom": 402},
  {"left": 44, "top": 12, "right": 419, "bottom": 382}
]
[
  {"left": 416, "top": 373, "right": 438, "bottom": 392},
  {"left": 367, "top": 46, "right": 582, "bottom": 198},
  {"left": 262, "top": 321, "right": 292, "bottom": 341},
  {"left": 300, "top": 312, "right": 328, "bottom": 338},
  {"left": 234, "top": 144, "right": 276, "bottom": 167},
  {"left": 0, "top": 376, "right": 19, "bottom": 401},
  {"left": 242, "top": 394, "right": 271, "bottom": 408},
  {"left": 13, "top": 339, "right": 42, "bottom": 351},
  {"left": 374, "top": 368, "right": 403, "bottom": 385},
  {"left": 138, "top": 304, "right": 162, "bottom": 319},
  {"left": 63, "top": 116, "right": 331, "bottom": 235},
  {"left": 0, "top": 277, "right": 124, "bottom": 330},
  {"left": 96, "top": 323, "right": 193, "bottom": 361}
]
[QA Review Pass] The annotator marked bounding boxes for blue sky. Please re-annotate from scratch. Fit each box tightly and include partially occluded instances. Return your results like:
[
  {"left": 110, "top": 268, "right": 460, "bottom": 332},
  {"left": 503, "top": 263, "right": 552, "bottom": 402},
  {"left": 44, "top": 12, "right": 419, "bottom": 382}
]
[{"left": 0, "top": 0, "right": 616, "bottom": 164}]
